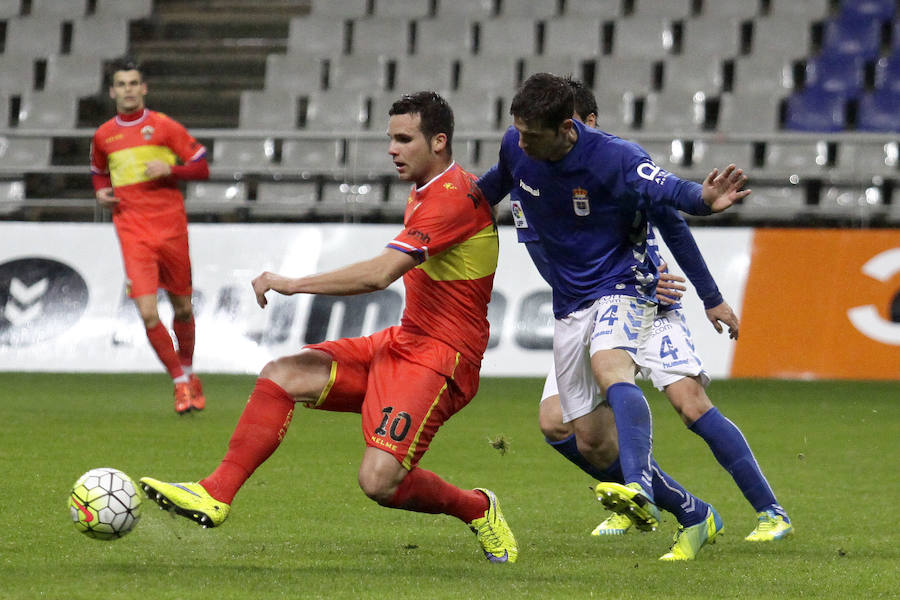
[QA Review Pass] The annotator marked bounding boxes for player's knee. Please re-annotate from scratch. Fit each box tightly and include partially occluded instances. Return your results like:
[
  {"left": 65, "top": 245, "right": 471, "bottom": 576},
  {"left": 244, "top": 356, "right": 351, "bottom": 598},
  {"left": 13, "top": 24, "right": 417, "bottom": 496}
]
[
  {"left": 575, "top": 433, "right": 618, "bottom": 465},
  {"left": 357, "top": 471, "right": 395, "bottom": 505},
  {"left": 539, "top": 415, "right": 572, "bottom": 442}
]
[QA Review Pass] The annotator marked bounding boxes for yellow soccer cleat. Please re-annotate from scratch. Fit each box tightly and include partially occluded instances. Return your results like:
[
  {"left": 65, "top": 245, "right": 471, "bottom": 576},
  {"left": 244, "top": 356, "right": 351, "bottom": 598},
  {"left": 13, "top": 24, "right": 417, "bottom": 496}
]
[
  {"left": 745, "top": 509, "right": 794, "bottom": 542},
  {"left": 591, "top": 511, "right": 634, "bottom": 536},
  {"left": 594, "top": 481, "right": 661, "bottom": 532},
  {"left": 139, "top": 478, "right": 230, "bottom": 528},
  {"left": 468, "top": 488, "right": 518, "bottom": 563},
  {"left": 659, "top": 506, "right": 724, "bottom": 561}
]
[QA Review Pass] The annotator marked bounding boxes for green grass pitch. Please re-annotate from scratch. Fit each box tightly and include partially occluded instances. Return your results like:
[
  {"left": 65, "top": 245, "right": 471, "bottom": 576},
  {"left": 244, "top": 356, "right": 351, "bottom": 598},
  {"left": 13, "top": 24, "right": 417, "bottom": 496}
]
[{"left": 1, "top": 373, "right": 897, "bottom": 599}]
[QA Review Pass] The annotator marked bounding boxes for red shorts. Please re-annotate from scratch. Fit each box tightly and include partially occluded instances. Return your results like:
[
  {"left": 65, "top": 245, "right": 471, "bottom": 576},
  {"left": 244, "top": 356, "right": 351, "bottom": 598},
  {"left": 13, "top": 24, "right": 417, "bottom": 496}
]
[
  {"left": 305, "top": 326, "right": 481, "bottom": 470},
  {"left": 118, "top": 231, "right": 192, "bottom": 298}
]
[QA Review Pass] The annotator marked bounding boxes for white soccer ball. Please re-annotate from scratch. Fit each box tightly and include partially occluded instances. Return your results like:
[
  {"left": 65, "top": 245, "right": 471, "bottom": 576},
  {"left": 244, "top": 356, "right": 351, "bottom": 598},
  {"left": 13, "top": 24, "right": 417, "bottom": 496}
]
[{"left": 68, "top": 467, "right": 142, "bottom": 540}]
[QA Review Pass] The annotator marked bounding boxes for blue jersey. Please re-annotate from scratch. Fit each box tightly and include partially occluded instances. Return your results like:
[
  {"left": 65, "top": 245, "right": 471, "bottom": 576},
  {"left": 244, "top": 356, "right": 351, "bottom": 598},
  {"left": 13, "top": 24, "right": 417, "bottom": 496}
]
[{"left": 478, "top": 120, "right": 710, "bottom": 318}]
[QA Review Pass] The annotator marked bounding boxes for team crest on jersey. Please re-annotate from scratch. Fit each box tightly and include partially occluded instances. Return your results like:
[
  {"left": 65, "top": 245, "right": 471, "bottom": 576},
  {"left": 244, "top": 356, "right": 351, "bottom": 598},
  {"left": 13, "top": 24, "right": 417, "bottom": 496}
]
[
  {"left": 572, "top": 187, "right": 590, "bottom": 216},
  {"left": 140, "top": 125, "right": 154, "bottom": 140},
  {"left": 443, "top": 182, "right": 457, "bottom": 191}
]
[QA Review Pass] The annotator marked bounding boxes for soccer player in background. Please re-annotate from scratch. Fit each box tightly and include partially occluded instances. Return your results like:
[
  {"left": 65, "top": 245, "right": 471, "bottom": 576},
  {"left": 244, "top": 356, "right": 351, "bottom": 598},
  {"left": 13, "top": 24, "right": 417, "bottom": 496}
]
[
  {"left": 140, "top": 92, "right": 519, "bottom": 564},
  {"left": 530, "top": 79, "right": 792, "bottom": 548},
  {"left": 477, "top": 73, "right": 749, "bottom": 557},
  {"left": 90, "top": 57, "right": 209, "bottom": 415}
]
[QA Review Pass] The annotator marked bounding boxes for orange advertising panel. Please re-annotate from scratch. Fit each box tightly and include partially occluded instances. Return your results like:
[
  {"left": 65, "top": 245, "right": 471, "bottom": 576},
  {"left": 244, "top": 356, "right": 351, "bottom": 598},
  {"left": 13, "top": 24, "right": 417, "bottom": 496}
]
[{"left": 732, "top": 229, "right": 900, "bottom": 380}]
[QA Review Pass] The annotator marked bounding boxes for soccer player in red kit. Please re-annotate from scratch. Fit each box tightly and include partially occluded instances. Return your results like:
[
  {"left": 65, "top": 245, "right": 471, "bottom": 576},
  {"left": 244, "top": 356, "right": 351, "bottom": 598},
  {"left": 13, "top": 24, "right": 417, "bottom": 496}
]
[
  {"left": 140, "top": 92, "right": 519, "bottom": 563},
  {"left": 90, "top": 58, "right": 209, "bottom": 414}
]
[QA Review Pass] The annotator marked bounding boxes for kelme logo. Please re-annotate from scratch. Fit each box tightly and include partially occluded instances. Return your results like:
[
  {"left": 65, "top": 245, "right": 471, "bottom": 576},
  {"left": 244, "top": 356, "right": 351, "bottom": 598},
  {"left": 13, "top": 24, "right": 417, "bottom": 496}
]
[{"left": 0, "top": 258, "right": 88, "bottom": 346}]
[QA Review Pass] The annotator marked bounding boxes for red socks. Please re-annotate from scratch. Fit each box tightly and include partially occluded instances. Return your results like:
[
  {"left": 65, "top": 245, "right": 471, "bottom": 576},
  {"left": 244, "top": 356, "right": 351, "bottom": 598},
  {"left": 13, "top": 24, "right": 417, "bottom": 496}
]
[
  {"left": 201, "top": 378, "right": 295, "bottom": 504},
  {"left": 145, "top": 322, "right": 183, "bottom": 379},
  {"left": 172, "top": 317, "right": 195, "bottom": 368},
  {"left": 388, "top": 468, "right": 489, "bottom": 523}
]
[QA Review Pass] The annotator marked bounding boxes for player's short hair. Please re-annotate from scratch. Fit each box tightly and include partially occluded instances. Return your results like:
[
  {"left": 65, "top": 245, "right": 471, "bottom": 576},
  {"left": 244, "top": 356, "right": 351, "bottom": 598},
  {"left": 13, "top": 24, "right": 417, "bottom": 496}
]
[
  {"left": 389, "top": 91, "right": 454, "bottom": 156},
  {"left": 107, "top": 57, "right": 143, "bottom": 85},
  {"left": 566, "top": 77, "right": 598, "bottom": 121},
  {"left": 510, "top": 72, "right": 574, "bottom": 130}
]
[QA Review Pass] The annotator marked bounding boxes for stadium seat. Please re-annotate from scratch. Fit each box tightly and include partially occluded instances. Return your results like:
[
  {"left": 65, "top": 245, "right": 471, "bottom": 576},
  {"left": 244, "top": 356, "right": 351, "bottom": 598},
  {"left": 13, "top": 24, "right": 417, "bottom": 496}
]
[
  {"left": 345, "top": 138, "right": 394, "bottom": 176},
  {"left": 310, "top": 0, "right": 370, "bottom": 18},
  {"left": 304, "top": 91, "right": 369, "bottom": 130},
  {"left": 281, "top": 138, "right": 344, "bottom": 174},
  {"left": 456, "top": 55, "right": 519, "bottom": 93},
  {"left": 680, "top": 17, "right": 745, "bottom": 58},
  {"left": 838, "top": 0, "right": 896, "bottom": 23},
  {"left": 320, "top": 179, "right": 384, "bottom": 219},
  {"left": 542, "top": 17, "right": 603, "bottom": 58},
  {"left": 17, "top": 91, "right": 77, "bottom": 129},
  {"left": 44, "top": 55, "right": 103, "bottom": 95},
  {"left": 263, "top": 54, "right": 324, "bottom": 93},
  {"left": 610, "top": 16, "right": 674, "bottom": 58},
  {"left": 661, "top": 55, "right": 725, "bottom": 96},
  {"left": 239, "top": 90, "right": 298, "bottom": 130},
  {"left": 874, "top": 53, "right": 900, "bottom": 93},
  {"left": 414, "top": 15, "right": 474, "bottom": 55},
  {"left": 252, "top": 181, "right": 319, "bottom": 218},
  {"left": 4, "top": 17, "right": 62, "bottom": 57},
  {"left": 804, "top": 52, "right": 865, "bottom": 100},
  {"left": 432, "top": 0, "right": 494, "bottom": 18},
  {"left": 0, "top": 179, "right": 25, "bottom": 214},
  {"left": 0, "top": 136, "right": 51, "bottom": 167},
  {"left": 469, "top": 137, "right": 501, "bottom": 173},
  {"left": 0, "top": 0, "right": 20, "bottom": 18},
  {"left": 595, "top": 56, "right": 656, "bottom": 95},
  {"left": 732, "top": 55, "right": 794, "bottom": 98},
  {"left": 496, "top": 0, "right": 558, "bottom": 18},
  {"left": 384, "top": 181, "right": 412, "bottom": 219},
  {"left": 0, "top": 56, "right": 34, "bottom": 94},
  {"left": 373, "top": 0, "right": 432, "bottom": 18},
  {"left": 287, "top": 17, "right": 348, "bottom": 56},
  {"left": 212, "top": 139, "right": 275, "bottom": 171},
  {"left": 837, "top": 140, "right": 899, "bottom": 175},
  {"left": 632, "top": 0, "right": 693, "bottom": 19},
  {"left": 690, "top": 140, "right": 756, "bottom": 176},
  {"left": 750, "top": 18, "right": 813, "bottom": 60},
  {"left": 767, "top": 0, "right": 831, "bottom": 19},
  {"left": 699, "top": 0, "right": 760, "bottom": 19},
  {"left": 184, "top": 181, "right": 247, "bottom": 215},
  {"left": 71, "top": 17, "right": 129, "bottom": 58},
  {"left": 393, "top": 55, "right": 456, "bottom": 95},
  {"left": 821, "top": 13, "right": 883, "bottom": 60},
  {"left": 717, "top": 92, "right": 782, "bottom": 133},
  {"left": 94, "top": 0, "right": 152, "bottom": 19},
  {"left": 856, "top": 88, "right": 900, "bottom": 132},
  {"left": 521, "top": 55, "right": 584, "bottom": 83},
  {"left": 590, "top": 89, "right": 637, "bottom": 132},
  {"left": 642, "top": 91, "right": 707, "bottom": 133},
  {"left": 638, "top": 138, "right": 687, "bottom": 170},
  {"left": 783, "top": 89, "right": 847, "bottom": 132},
  {"left": 31, "top": 0, "right": 85, "bottom": 17},
  {"left": 563, "top": 0, "right": 623, "bottom": 18},
  {"left": 817, "top": 185, "right": 885, "bottom": 220},
  {"left": 328, "top": 54, "right": 392, "bottom": 92},
  {"left": 477, "top": 18, "right": 538, "bottom": 56},
  {"left": 443, "top": 90, "right": 505, "bottom": 131},
  {"left": 732, "top": 184, "right": 806, "bottom": 220},
  {"left": 763, "top": 139, "right": 831, "bottom": 173},
  {"left": 350, "top": 17, "right": 413, "bottom": 55}
]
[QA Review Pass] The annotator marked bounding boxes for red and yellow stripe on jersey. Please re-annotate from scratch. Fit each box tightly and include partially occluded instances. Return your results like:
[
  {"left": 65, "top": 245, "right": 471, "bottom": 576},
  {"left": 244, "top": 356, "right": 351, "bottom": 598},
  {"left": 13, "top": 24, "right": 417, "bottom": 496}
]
[
  {"left": 387, "top": 162, "right": 498, "bottom": 367},
  {"left": 90, "top": 109, "right": 206, "bottom": 240}
]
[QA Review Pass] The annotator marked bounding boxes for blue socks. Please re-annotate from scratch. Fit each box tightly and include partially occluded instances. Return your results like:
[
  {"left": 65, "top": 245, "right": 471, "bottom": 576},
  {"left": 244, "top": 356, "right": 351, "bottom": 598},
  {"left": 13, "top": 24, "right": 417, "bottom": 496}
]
[
  {"left": 545, "top": 434, "right": 708, "bottom": 527},
  {"left": 606, "top": 382, "right": 654, "bottom": 497},
  {"left": 690, "top": 406, "right": 782, "bottom": 515}
]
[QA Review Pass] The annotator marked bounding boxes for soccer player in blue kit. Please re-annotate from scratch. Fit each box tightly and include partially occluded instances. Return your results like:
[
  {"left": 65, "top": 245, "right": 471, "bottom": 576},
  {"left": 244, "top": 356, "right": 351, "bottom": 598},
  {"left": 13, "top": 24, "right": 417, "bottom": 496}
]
[
  {"left": 533, "top": 80, "right": 793, "bottom": 548},
  {"left": 477, "top": 73, "right": 754, "bottom": 559}
]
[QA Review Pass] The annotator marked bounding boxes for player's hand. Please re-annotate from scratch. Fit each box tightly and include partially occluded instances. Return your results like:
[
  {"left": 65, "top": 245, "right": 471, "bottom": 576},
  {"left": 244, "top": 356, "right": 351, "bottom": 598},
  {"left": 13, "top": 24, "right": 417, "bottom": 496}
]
[
  {"left": 656, "top": 261, "right": 686, "bottom": 305},
  {"left": 705, "top": 301, "right": 739, "bottom": 339},
  {"left": 95, "top": 187, "right": 119, "bottom": 208},
  {"left": 701, "top": 164, "right": 751, "bottom": 213},
  {"left": 252, "top": 271, "right": 293, "bottom": 308},
  {"left": 144, "top": 160, "right": 173, "bottom": 178}
]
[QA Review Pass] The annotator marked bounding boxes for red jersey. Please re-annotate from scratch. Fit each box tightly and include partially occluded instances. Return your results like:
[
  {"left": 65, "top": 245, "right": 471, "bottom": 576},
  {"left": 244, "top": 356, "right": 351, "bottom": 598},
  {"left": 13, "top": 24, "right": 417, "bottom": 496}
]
[
  {"left": 386, "top": 162, "right": 498, "bottom": 366},
  {"left": 90, "top": 109, "right": 206, "bottom": 240}
]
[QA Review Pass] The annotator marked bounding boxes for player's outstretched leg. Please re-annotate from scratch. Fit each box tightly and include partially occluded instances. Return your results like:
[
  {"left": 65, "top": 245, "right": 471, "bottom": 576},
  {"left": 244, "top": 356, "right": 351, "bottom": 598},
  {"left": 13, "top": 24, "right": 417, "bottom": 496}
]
[
  {"left": 745, "top": 509, "right": 793, "bottom": 542},
  {"left": 468, "top": 488, "right": 518, "bottom": 563},
  {"left": 659, "top": 505, "right": 724, "bottom": 561},
  {"left": 594, "top": 481, "right": 661, "bottom": 532},
  {"left": 139, "top": 478, "right": 230, "bottom": 528}
]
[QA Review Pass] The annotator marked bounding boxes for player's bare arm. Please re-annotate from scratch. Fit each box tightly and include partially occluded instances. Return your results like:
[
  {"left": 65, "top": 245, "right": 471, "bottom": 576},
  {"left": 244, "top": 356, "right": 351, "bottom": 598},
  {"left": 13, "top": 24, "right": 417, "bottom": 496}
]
[
  {"left": 702, "top": 164, "right": 751, "bottom": 213},
  {"left": 705, "top": 300, "right": 740, "bottom": 339},
  {"left": 144, "top": 160, "right": 173, "bottom": 178},
  {"left": 95, "top": 187, "right": 119, "bottom": 208},
  {"left": 656, "top": 260, "right": 686, "bottom": 306},
  {"left": 252, "top": 248, "right": 417, "bottom": 308}
]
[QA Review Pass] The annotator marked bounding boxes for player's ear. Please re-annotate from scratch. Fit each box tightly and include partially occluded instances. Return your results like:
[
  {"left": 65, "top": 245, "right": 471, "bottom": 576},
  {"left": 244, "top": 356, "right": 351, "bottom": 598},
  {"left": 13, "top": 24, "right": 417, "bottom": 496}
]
[
  {"left": 560, "top": 118, "right": 575, "bottom": 135},
  {"left": 431, "top": 132, "right": 447, "bottom": 153},
  {"left": 585, "top": 113, "right": 597, "bottom": 128},
  {"left": 108, "top": 86, "right": 116, "bottom": 100}
]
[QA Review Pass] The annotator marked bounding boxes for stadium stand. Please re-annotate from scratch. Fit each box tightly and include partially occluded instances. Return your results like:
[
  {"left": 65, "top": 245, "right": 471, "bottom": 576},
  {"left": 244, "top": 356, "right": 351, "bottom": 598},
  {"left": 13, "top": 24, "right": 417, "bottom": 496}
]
[{"left": 0, "top": 0, "right": 898, "bottom": 226}]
